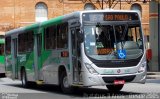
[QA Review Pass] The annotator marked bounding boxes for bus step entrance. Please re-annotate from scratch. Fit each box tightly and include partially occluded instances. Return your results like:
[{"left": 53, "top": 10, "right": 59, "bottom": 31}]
[
  {"left": 36, "top": 80, "right": 44, "bottom": 85},
  {"left": 73, "top": 72, "right": 79, "bottom": 82},
  {"left": 73, "top": 71, "right": 83, "bottom": 84}
]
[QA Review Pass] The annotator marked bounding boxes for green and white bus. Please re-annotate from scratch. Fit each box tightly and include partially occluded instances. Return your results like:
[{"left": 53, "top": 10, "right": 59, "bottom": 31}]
[
  {"left": 5, "top": 10, "right": 146, "bottom": 93},
  {"left": 0, "top": 34, "right": 5, "bottom": 77}
]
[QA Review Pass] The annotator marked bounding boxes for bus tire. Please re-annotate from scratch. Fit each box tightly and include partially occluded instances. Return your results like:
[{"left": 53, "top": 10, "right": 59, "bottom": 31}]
[
  {"left": 21, "top": 69, "right": 28, "bottom": 88},
  {"left": 106, "top": 84, "right": 124, "bottom": 92},
  {"left": 60, "top": 71, "right": 72, "bottom": 94}
]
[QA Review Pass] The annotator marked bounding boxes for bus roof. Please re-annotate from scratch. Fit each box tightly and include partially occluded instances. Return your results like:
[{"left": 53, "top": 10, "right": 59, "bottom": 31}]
[
  {"left": 5, "top": 11, "right": 80, "bottom": 37},
  {"left": 5, "top": 9, "right": 139, "bottom": 37}
]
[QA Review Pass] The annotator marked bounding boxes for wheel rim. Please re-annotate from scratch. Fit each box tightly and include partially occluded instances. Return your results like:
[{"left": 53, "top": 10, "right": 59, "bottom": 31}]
[{"left": 63, "top": 76, "right": 69, "bottom": 88}]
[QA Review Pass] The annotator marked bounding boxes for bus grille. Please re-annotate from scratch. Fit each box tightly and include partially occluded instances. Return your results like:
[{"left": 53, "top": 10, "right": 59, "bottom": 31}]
[{"left": 93, "top": 56, "right": 142, "bottom": 68}]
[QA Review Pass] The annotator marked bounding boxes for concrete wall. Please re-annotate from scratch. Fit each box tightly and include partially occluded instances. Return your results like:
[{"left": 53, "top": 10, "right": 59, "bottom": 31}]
[{"left": 149, "top": 0, "right": 159, "bottom": 71}]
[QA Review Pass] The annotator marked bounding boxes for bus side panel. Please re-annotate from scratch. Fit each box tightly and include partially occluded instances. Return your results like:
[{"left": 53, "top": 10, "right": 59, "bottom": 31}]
[
  {"left": 41, "top": 49, "right": 69, "bottom": 85},
  {"left": 0, "top": 56, "right": 4, "bottom": 64},
  {"left": 18, "top": 52, "right": 34, "bottom": 81},
  {"left": 41, "top": 50, "right": 58, "bottom": 84},
  {"left": 5, "top": 55, "right": 12, "bottom": 78}
]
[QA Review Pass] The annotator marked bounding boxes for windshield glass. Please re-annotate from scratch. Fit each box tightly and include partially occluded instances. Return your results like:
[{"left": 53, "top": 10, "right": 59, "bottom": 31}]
[{"left": 84, "top": 23, "right": 143, "bottom": 60}]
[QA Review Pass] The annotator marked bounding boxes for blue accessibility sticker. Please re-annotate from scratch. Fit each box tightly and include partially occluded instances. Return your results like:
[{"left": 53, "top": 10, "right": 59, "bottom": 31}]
[{"left": 117, "top": 49, "right": 126, "bottom": 59}]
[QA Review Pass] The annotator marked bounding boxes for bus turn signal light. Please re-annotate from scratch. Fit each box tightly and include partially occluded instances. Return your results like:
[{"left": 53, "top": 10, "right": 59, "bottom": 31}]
[{"left": 146, "top": 49, "right": 152, "bottom": 61}]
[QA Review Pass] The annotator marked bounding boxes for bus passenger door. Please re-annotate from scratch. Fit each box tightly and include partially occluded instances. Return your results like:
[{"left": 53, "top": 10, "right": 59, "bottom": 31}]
[
  {"left": 11, "top": 38, "right": 18, "bottom": 79},
  {"left": 71, "top": 27, "right": 81, "bottom": 83}
]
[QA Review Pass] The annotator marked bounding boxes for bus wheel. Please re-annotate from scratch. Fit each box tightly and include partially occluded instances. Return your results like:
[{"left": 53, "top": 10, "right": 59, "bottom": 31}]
[
  {"left": 21, "top": 69, "right": 28, "bottom": 87},
  {"left": 60, "top": 71, "right": 72, "bottom": 94},
  {"left": 106, "top": 84, "right": 124, "bottom": 92}
]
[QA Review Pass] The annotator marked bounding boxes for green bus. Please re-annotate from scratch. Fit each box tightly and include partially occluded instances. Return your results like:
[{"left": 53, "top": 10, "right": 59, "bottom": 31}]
[
  {"left": 0, "top": 35, "right": 5, "bottom": 77},
  {"left": 5, "top": 10, "right": 146, "bottom": 93}
]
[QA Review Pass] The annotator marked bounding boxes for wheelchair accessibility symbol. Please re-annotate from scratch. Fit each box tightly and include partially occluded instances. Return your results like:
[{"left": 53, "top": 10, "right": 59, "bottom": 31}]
[{"left": 117, "top": 49, "right": 126, "bottom": 59}]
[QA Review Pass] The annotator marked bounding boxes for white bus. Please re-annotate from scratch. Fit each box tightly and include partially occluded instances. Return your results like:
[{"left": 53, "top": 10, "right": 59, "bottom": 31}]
[{"left": 5, "top": 10, "right": 146, "bottom": 93}]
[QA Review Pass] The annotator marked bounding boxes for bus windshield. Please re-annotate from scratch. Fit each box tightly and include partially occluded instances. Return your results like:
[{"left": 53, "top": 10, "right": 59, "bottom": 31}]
[{"left": 84, "top": 23, "right": 143, "bottom": 60}]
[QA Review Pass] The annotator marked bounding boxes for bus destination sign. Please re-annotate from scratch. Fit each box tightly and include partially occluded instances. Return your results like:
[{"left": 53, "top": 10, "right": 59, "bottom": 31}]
[
  {"left": 83, "top": 12, "right": 139, "bottom": 22},
  {"left": 104, "top": 13, "right": 139, "bottom": 21}
]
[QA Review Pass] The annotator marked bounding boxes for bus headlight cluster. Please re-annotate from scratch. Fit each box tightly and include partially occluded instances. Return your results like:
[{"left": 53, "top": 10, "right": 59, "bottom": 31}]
[
  {"left": 85, "top": 63, "right": 99, "bottom": 75},
  {"left": 138, "top": 62, "right": 146, "bottom": 73}
]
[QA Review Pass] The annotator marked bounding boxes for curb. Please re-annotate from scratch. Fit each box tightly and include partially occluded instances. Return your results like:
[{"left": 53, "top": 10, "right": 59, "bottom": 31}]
[
  {"left": 147, "top": 72, "right": 160, "bottom": 75},
  {"left": 147, "top": 72, "right": 160, "bottom": 79},
  {"left": 147, "top": 76, "right": 160, "bottom": 79}
]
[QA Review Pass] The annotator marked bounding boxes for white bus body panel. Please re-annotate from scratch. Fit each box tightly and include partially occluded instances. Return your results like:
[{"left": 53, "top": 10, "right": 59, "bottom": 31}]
[{"left": 40, "top": 50, "right": 69, "bottom": 85}]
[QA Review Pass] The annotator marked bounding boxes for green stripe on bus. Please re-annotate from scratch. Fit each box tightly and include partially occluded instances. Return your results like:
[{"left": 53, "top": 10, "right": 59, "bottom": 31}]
[
  {"left": 25, "top": 23, "right": 39, "bottom": 31},
  {"left": 0, "top": 56, "right": 4, "bottom": 64},
  {"left": 41, "top": 51, "right": 52, "bottom": 64}
]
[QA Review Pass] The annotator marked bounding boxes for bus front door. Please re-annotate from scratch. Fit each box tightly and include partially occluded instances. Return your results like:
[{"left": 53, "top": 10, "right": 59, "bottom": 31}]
[{"left": 71, "top": 28, "right": 81, "bottom": 83}]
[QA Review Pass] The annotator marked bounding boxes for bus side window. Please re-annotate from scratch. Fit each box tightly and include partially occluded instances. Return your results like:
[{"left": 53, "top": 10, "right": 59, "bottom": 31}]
[
  {"left": 57, "top": 23, "right": 68, "bottom": 49},
  {"left": 44, "top": 25, "right": 56, "bottom": 50},
  {"left": 27, "top": 31, "right": 34, "bottom": 51},
  {"left": 18, "top": 31, "right": 34, "bottom": 53}
]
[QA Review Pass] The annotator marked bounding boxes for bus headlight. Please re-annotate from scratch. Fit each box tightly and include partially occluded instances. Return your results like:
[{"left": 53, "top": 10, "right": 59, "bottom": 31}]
[
  {"left": 138, "top": 62, "right": 146, "bottom": 73},
  {"left": 85, "top": 63, "right": 99, "bottom": 75}
]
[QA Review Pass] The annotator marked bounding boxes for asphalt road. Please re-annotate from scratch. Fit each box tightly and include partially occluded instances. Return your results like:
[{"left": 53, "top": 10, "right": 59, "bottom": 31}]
[{"left": 0, "top": 78, "right": 160, "bottom": 99}]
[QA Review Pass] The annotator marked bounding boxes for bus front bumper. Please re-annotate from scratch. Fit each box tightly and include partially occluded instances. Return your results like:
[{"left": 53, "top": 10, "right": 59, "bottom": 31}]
[{"left": 82, "top": 71, "right": 146, "bottom": 87}]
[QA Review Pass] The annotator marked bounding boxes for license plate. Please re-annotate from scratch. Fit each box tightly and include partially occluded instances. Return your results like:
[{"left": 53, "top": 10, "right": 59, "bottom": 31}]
[{"left": 114, "top": 80, "right": 125, "bottom": 85}]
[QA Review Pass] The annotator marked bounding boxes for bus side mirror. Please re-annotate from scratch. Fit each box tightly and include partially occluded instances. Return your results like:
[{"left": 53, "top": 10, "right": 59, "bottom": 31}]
[{"left": 78, "top": 30, "right": 84, "bottom": 43}]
